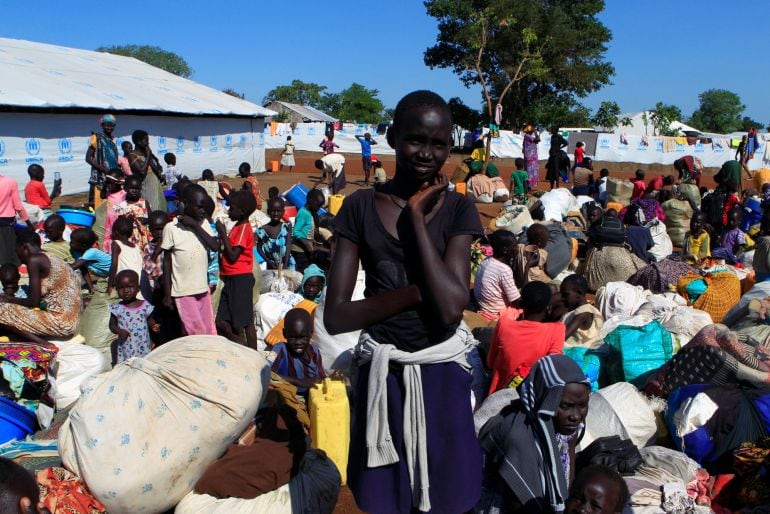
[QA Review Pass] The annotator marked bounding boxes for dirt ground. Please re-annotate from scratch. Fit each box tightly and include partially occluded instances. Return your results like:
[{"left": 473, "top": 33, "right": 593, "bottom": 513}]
[{"left": 47, "top": 150, "right": 743, "bottom": 514}]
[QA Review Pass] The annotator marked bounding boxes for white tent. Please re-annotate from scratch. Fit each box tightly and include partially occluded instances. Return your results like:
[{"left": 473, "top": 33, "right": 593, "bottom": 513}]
[
  {"left": 0, "top": 37, "right": 276, "bottom": 195},
  {"left": 609, "top": 111, "right": 700, "bottom": 137}
]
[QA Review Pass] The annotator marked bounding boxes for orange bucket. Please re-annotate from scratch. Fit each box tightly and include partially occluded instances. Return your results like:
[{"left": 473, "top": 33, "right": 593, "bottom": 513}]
[
  {"left": 455, "top": 182, "right": 467, "bottom": 196},
  {"left": 270, "top": 160, "right": 280, "bottom": 172}
]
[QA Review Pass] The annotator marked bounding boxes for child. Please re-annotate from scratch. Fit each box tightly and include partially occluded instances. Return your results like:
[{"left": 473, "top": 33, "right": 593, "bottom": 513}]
[
  {"left": 0, "top": 263, "right": 28, "bottom": 299},
  {"left": 23, "top": 164, "right": 61, "bottom": 214},
  {"left": 268, "top": 186, "right": 280, "bottom": 200},
  {"left": 572, "top": 141, "right": 585, "bottom": 172},
  {"left": 270, "top": 308, "right": 326, "bottom": 394},
  {"left": 280, "top": 136, "right": 295, "bottom": 172},
  {"left": 716, "top": 206, "right": 750, "bottom": 264},
  {"left": 0, "top": 458, "right": 42, "bottom": 514},
  {"left": 203, "top": 195, "right": 220, "bottom": 292},
  {"left": 256, "top": 197, "right": 295, "bottom": 270},
  {"left": 41, "top": 214, "right": 74, "bottom": 263},
  {"left": 721, "top": 180, "right": 740, "bottom": 226},
  {"left": 373, "top": 159, "right": 388, "bottom": 185},
  {"left": 509, "top": 157, "right": 530, "bottom": 199},
  {"left": 70, "top": 228, "right": 112, "bottom": 293},
  {"left": 487, "top": 281, "right": 565, "bottom": 393},
  {"left": 161, "top": 184, "right": 219, "bottom": 335},
  {"left": 108, "top": 269, "right": 158, "bottom": 365},
  {"left": 355, "top": 132, "right": 378, "bottom": 186},
  {"left": 683, "top": 211, "right": 711, "bottom": 263},
  {"left": 319, "top": 133, "right": 339, "bottom": 155},
  {"left": 198, "top": 169, "right": 225, "bottom": 206},
  {"left": 118, "top": 141, "right": 133, "bottom": 176},
  {"left": 143, "top": 210, "right": 182, "bottom": 346},
  {"left": 596, "top": 168, "right": 610, "bottom": 205},
  {"left": 162, "top": 152, "right": 183, "bottom": 191},
  {"left": 108, "top": 216, "right": 145, "bottom": 298},
  {"left": 238, "top": 162, "right": 263, "bottom": 211},
  {"left": 103, "top": 174, "right": 149, "bottom": 252},
  {"left": 514, "top": 223, "right": 551, "bottom": 285},
  {"left": 565, "top": 465, "right": 630, "bottom": 514},
  {"left": 143, "top": 210, "right": 169, "bottom": 287},
  {"left": 630, "top": 169, "right": 646, "bottom": 200},
  {"left": 291, "top": 188, "right": 325, "bottom": 273},
  {"left": 474, "top": 230, "right": 521, "bottom": 319},
  {"left": 560, "top": 274, "right": 603, "bottom": 349},
  {"left": 214, "top": 190, "right": 258, "bottom": 348}
]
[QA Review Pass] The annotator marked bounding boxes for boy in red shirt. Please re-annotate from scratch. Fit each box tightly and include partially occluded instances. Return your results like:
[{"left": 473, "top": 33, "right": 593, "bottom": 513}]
[
  {"left": 23, "top": 164, "right": 61, "bottom": 213},
  {"left": 215, "top": 190, "right": 258, "bottom": 348},
  {"left": 630, "top": 169, "right": 646, "bottom": 200}
]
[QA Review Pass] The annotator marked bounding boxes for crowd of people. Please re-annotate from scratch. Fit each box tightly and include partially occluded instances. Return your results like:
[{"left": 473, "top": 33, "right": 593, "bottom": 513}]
[{"left": 1, "top": 90, "right": 770, "bottom": 513}]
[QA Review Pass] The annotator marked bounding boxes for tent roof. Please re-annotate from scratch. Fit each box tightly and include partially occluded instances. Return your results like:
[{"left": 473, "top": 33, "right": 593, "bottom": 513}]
[
  {"left": 0, "top": 37, "right": 276, "bottom": 118},
  {"left": 272, "top": 101, "right": 337, "bottom": 122}
]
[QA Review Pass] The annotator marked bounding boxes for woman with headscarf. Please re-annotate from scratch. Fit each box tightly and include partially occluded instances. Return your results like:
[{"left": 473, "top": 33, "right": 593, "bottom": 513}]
[
  {"left": 478, "top": 354, "right": 591, "bottom": 513},
  {"left": 128, "top": 130, "right": 168, "bottom": 213},
  {"left": 85, "top": 114, "right": 119, "bottom": 208},
  {"left": 261, "top": 264, "right": 326, "bottom": 347}
]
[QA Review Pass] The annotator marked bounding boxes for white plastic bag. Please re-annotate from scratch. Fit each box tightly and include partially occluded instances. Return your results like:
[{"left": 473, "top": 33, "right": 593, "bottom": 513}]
[
  {"left": 58, "top": 336, "right": 271, "bottom": 514},
  {"left": 51, "top": 337, "right": 110, "bottom": 409},
  {"left": 175, "top": 485, "right": 292, "bottom": 514}
]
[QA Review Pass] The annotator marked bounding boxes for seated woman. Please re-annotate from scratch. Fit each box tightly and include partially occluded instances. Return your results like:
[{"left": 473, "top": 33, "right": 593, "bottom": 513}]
[
  {"left": 467, "top": 161, "right": 509, "bottom": 203},
  {"left": 0, "top": 230, "right": 81, "bottom": 343},
  {"left": 623, "top": 204, "right": 654, "bottom": 263},
  {"left": 478, "top": 354, "right": 591, "bottom": 513},
  {"left": 487, "top": 281, "right": 566, "bottom": 393},
  {"left": 560, "top": 274, "right": 603, "bottom": 349},
  {"left": 584, "top": 213, "right": 646, "bottom": 292},
  {"left": 474, "top": 230, "right": 521, "bottom": 319}
]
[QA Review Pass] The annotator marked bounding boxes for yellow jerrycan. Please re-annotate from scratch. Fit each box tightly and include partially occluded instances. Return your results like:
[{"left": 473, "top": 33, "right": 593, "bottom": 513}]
[
  {"left": 328, "top": 194, "right": 345, "bottom": 216},
  {"left": 309, "top": 377, "right": 350, "bottom": 484}
]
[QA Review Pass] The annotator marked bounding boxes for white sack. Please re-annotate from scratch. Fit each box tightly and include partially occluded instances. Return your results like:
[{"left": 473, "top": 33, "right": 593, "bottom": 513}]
[
  {"left": 51, "top": 337, "right": 110, "bottom": 409},
  {"left": 175, "top": 485, "right": 291, "bottom": 514}
]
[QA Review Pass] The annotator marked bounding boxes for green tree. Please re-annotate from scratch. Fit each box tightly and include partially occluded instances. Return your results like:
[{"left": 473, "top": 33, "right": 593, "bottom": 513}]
[
  {"left": 591, "top": 101, "right": 621, "bottom": 131},
  {"left": 740, "top": 116, "right": 764, "bottom": 131},
  {"left": 688, "top": 89, "right": 745, "bottom": 133},
  {"left": 317, "top": 93, "right": 342, "bottom": 118},
  {"left": 448, "top": 97, "right": 482, "bottom": 147},
  {"left": 425, "top": 0, "right": 613, "bottom": 131},
  {"left": 96, "top": 45, "right": 193, "bottom": 78},
  {"left": 523, "top": 93, "right": 591, "bottom": 129},
  {"left": 650, "top": 102, "right": 682, "bottom": 136},
  {"left": 222, "top": 88, "right": 245, "bottom": 99},
  {"left": 335, "top": 83, "right": 385, "bottom": 124},
  {"left": 262, "top": 80, "right": 328, "bottom": 108}
]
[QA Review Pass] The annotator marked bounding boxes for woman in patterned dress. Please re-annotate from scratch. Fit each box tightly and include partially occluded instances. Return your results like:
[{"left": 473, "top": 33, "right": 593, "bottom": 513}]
[
  {"left": 0, "top": 231, "right": 81, "bottom": 342},
  {"left": 523, "top": 124, "right": 540, "bottom": 188}
]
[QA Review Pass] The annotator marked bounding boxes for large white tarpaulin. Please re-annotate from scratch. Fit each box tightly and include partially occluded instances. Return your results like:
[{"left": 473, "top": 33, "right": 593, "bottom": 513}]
[
  {"left": 265, "top": 123, "right": 770, "bottom": 172},
  {"left": 0, "top": 113, "right": 266, "bottom": 196},
  {"left": 0, "top": 37, "right": 275, "bottom": 117}
]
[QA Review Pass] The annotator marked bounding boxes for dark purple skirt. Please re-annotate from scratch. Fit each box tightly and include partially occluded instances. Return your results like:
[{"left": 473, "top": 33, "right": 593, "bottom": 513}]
[{"left": 348, "top": 362, "right": 482, "bottom": 514}]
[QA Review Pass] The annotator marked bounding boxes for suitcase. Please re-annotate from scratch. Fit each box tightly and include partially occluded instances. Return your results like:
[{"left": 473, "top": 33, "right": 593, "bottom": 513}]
[{"left": 309, "top": 378, "right": 350, "bottom": 484}]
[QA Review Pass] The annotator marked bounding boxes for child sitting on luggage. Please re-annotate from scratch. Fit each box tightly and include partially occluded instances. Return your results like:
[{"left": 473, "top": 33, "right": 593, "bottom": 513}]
[
  {"left": 0, "top": 263, "right": 28, "bottom": 299},
  {"left": 683, "top": 211, "right": 711, "bottom": 263},
  {"left": 108, "top": 269, "right": 158, "bottom": 365},
  {"left": 560, "top": 274, "right": 603, "bottom": 349},
  {"left": 270, "top": 308, "right": 326, "bottom": 394},
  {"left": 70, "top": 227, "right": 112, "bottom": 293}
]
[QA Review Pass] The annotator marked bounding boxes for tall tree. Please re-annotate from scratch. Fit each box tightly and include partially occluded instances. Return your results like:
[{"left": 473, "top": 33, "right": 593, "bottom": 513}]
[
  {"left": 591, "top": 101, "right": 621, "bottom": 131},
  {"left": 689, "top": 89, "right": 745, "bottom": 134},
  {"left": 447, "top": 97, "right": 482, "bottom": 146},
  {"left": 262, "top": 80, "right": 328, "bottom": 108},
  {"left": 222, "top": 88, "right": 245, "bottom": 99},
  {"left": 335, "top": 83, "right": 385, "bottom": 124},
  {"left": 317, "top": 93, "right": 342, "bottom": 118},
  {"left": 97, "top": 45, "right": 193, "bottom": 77},
  {"left": 740, "top": 116, "right": 763, "bottom": 131},
  {"left": 650, "top": 102, "right": 682, "bottom": 136},
  {"left": 425, "top": 0, "right": 613, "bottom": 131}
]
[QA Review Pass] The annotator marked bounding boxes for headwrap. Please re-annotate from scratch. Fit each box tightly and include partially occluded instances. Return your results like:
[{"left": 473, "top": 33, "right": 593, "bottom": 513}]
[
  {"left": 479, "top": 355, "right": 590, "bottom": 512},
  {"left": 100, "top": 114, "right": 117, "bottom": 125},
  {"left": 301, "top": 264, "right": 326, "bottom": 302}
]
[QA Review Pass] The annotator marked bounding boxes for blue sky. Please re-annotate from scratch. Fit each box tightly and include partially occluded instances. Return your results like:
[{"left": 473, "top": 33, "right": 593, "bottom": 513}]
[{"left": 2, "top": 0, "right": 768, "bottom": 125}]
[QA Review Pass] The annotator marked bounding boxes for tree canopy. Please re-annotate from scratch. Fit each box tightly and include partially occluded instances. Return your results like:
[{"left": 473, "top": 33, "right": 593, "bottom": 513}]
[
  {"left": 424, "top": 0, "right": 613, "bottom": 129},
  {"left": 262, "top": 80, "right": 328, "bottom": 108},
  {"left": 448, "top": 97, "right": 482, "bottom": 145},
  {"left": 688, "top": 89, "right": 745, "bottom": 134},
  {"left": 740, "top": 116, "right": 764, "bottom": 131},
  {"left": 591, "top": 101, "right": 621, "bottom": 130},
  {"left": 649, "top": 102, "right": 682, "bottom": 137},
  {"left": 97, "top": 45, "right": 193, "bottom": 78},
  {"left": 334, "top": 83, "right": 386, "bottom": 124},
  {"left": 222, "top": 88, "right": 245, "bottom": 99}
]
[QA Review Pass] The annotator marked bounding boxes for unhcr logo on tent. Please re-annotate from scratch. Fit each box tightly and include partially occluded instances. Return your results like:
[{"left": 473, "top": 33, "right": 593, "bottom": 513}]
[
  {"left": 25, "top": 138, "right": 44, "bottom": 164},
  {"left": 0, "top": 140, "right": 7, "bottom": 166},
  {"left": 176, "top": 136, "right": 185, "bottom": 154},
  {"left": 224, "top": 135, "right": 232, "bottom": 149},
  {"left": 58, "top": 138, "right": 73, "bottom": 162},
  {"left": 193, "top": 136, "right": 202, "bottom": 153},
  {"left": 210, "top": 136, "right": 218, "bottom": 152}
]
